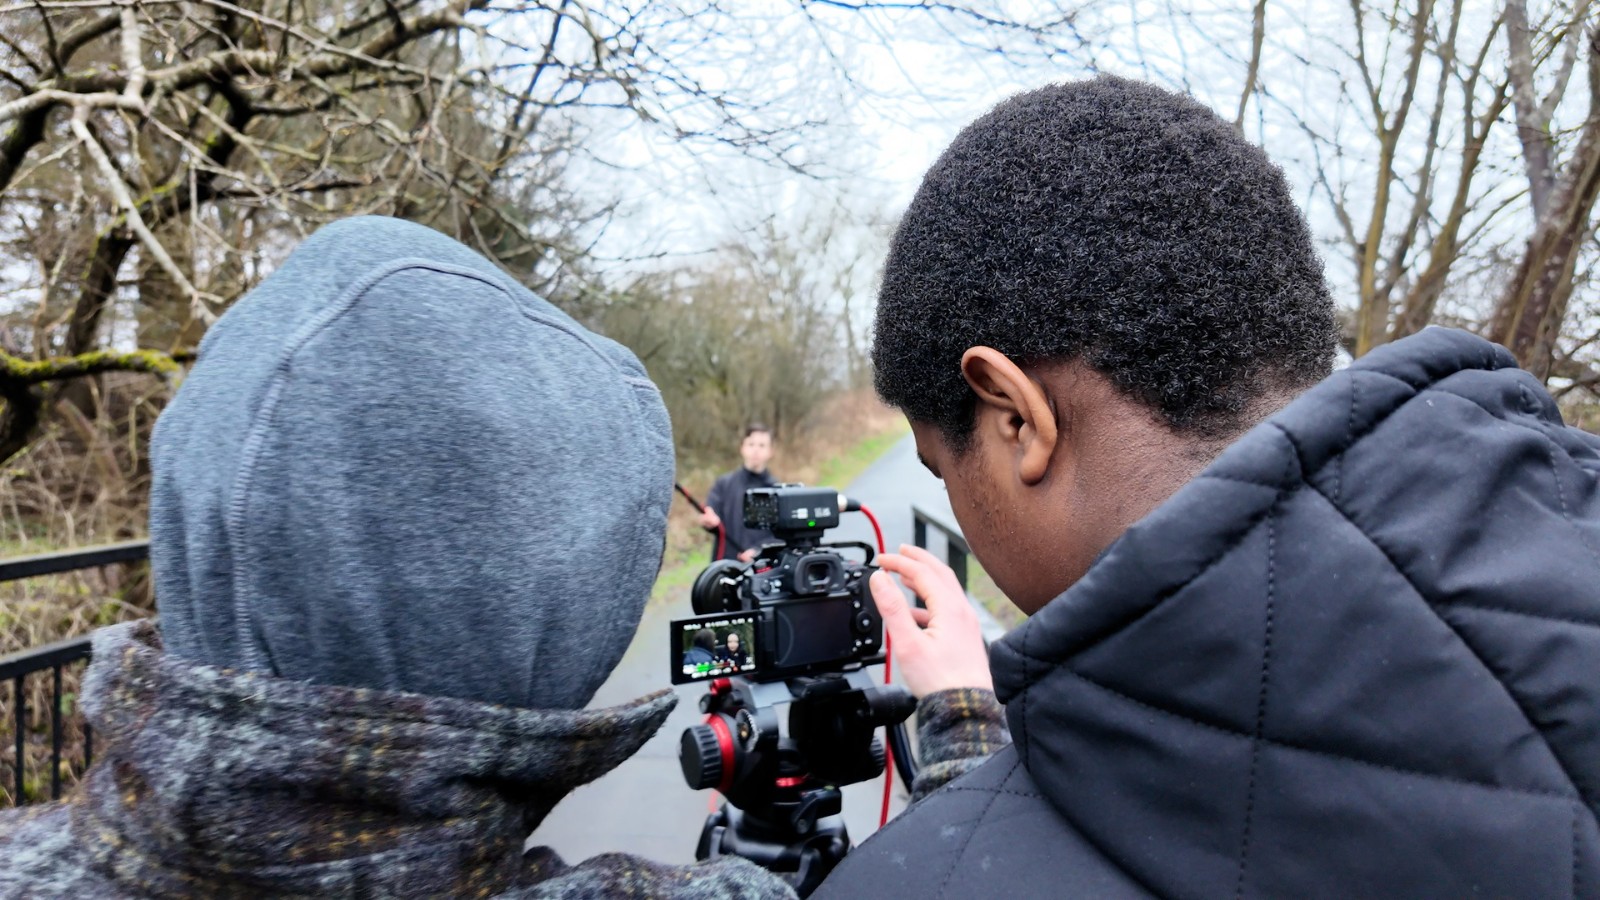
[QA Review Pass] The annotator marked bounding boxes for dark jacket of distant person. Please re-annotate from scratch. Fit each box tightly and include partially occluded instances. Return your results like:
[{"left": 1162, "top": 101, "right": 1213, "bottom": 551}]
[
  {"left": 0, "top": 217, "right": 792, "bottom": 899},
  {"left": 817, "top": 328, "right": 1600, "bottom": 898},
  {"left": 705, "top": 466, "right": 778, "bottom": 560}
]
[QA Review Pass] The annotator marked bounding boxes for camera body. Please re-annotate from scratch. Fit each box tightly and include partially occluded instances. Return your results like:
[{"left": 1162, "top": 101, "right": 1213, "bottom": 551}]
[{"left": 671, "top": 485, "right": 883, "bottom": 685}]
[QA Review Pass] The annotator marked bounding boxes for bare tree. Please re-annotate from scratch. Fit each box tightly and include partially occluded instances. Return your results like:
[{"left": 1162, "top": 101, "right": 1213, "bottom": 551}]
[
  {"left": 0, "top": 0, "right": 581, "bottom": 463},
  {"left": 1348, "top": 0, "right": 1439, "bottom": 356},
  {"left": 0, "top": 0, "right": 1089, "bottom": 466},
  {"left": 1487, "top": 0, "right": 1600, "bottom": 378},
  {"left": 1145, "top": 0, "right": 1600, "bottom": 393},
  {"left": 1263, "top": 0, "right": 1516, "bottom": 358},
  {"left": 587, "top": 202, "right": 884, "bottom": 463},
  {"left": 1235, "top": 0, "right": 1269, "bottom": 130}
]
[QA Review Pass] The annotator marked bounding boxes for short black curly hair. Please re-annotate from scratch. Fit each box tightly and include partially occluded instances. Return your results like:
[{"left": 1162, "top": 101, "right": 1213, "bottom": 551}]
[{"left": 874, "top": 77, "right": 1338, "bottom": 450}]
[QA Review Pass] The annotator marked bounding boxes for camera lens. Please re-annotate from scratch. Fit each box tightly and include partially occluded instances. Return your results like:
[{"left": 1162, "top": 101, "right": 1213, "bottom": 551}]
[{"left": 691, "top": 559, "right": 746, "bottom": 615}]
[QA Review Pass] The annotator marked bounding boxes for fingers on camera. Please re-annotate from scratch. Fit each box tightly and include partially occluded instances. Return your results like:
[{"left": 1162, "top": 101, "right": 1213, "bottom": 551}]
[{"left": 871, "top": 571, "right": 924, "bottom": 642}]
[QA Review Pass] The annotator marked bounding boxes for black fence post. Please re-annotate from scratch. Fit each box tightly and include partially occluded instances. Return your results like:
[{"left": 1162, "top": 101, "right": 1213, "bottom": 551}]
[
  {"left": 911, "top": 505, "right": 969, "bottom": 590},
  {"left": 0, "top": 541, "right": 148, "bottom": 807},
  {"left": 51, "top": 665, "right": 63, "bottom": 799},
  {"left": 12, "top": 676, "right": 23, "bottom": 805},
  {"left": 947, "top": 540, "right": 968, "bottom": 590}
]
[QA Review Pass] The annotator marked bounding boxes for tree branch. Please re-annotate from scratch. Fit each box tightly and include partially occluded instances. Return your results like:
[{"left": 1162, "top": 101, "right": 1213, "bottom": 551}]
[
  {"left": 1234, "top": 0, "right": 1268, "bottom": 130},
  {"left": 1507, "top": 0, "right": 1557, "bottom": 218},
  {"left": 69, "top": 104, "right": 217, "bottom": 323},
  {"left": 2, "top": 0, "right": 490, "bottom": 126},
  {"left": 1, "top": 347, "right": 180, "bottom": 384}
]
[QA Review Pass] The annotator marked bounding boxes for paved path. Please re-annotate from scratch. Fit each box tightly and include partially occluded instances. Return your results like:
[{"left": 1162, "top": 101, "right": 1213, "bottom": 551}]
[{"left": 537, "top": 432, "right": 976, "bottom": 865}]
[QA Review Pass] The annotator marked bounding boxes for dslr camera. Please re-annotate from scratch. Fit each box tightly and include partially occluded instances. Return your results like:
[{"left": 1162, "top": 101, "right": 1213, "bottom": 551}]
[
  {"left": 670, "top": 484, "right": 883, "bottom": 684},
  {"left": 667, "top": 484, "right": 913, "bottom": 896}
]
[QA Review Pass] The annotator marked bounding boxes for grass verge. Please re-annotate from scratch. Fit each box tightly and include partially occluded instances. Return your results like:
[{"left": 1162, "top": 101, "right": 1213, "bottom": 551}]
[{"left": 966, "top": 559, "right": 1026, "bottom": 631}]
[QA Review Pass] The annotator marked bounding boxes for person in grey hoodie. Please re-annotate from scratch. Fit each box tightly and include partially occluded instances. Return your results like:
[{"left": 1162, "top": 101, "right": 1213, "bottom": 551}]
[{"left": 0, "top": 216, "right": 793, "bottom": 898}]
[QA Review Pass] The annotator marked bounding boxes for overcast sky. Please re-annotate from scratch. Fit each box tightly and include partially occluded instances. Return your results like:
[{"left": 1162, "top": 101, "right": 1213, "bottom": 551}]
[
  {"left": 562, "top": 3, "right": 1113, "bottom": 272},
  {"left": 559, "top": 0, "right": 1566, "bottom": 345},
  {"left": 558, "top": 2, "right": 1341, "bottom": 291}
]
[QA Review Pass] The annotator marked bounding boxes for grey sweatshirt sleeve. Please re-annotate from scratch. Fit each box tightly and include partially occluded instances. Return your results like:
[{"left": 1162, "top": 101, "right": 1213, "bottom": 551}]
[{"left": 910, "top": 688, "right": 1012, "bottom": 801}]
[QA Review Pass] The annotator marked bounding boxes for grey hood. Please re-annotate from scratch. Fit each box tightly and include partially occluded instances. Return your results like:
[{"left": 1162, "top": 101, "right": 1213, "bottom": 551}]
[{"left": 149, "top": 216, "right": 674, "bottom": 710}]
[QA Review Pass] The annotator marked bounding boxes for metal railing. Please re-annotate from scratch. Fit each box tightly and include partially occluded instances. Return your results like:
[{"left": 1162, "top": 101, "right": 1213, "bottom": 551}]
[
  {"left": 911, "top": 504, "right": 971, "bottom": 589},
  {"left": 909, "top": 504, "right": 1008, "bottom": 648},
  {"left": 893, "top": 503, "right": 1005, "bottom": 792},
  {"left": 0, "top": 540, "right": 148, "bottom": 806}
]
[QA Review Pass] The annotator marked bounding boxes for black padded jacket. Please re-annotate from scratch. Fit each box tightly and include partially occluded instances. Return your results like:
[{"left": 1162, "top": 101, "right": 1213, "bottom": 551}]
[{"left": 817, "top": 328, "right": 1600, "bottom": 899}]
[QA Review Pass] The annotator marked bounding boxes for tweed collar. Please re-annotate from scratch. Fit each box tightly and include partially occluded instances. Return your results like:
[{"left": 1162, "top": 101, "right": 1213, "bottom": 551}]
[{"left": 66, "top": 620, "right": 675, "bottom": 896}]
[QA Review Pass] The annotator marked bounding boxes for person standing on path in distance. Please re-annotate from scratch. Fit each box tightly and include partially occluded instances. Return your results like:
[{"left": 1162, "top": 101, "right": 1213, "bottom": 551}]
[
  {"left": 816, "top": 75, "right": 1600, "bottom": 899},
  {"left": 700, "top": 424, "right": 778, "bottom": 562}
]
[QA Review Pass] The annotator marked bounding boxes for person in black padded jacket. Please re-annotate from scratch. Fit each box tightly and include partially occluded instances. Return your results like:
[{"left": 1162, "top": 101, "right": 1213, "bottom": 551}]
[{"left": 817, "top": 76, "right": 1600, "bottom": 899}]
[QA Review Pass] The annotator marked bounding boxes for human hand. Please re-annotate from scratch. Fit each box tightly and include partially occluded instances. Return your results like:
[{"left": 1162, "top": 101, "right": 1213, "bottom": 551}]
[
  {"left": 870, "top": 544, "right": 992, "bottom": 697},
  {"left": 700, "top": 507, "right": 721, "bottom": 530},
  {"left": 737, "top": 548, "right": 758, "bottom": 563}
]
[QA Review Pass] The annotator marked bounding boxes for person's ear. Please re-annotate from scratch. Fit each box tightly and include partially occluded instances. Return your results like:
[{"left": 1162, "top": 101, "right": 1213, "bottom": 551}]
[{"left": 960, "top": 347, "right": 1059, "bottom": 485}]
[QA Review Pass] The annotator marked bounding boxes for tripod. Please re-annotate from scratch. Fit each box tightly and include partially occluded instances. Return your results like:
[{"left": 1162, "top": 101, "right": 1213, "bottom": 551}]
[{"left": 680, "top": 670, "right": 915, "bottom": 896}]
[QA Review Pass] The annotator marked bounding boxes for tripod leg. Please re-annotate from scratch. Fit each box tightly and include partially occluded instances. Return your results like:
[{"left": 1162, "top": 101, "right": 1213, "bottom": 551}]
[
  {"left": 696, "top": 806, "right": 731, "bottom": 862},
  {"left": 792, "top": 832, "right": 850, "bottom": 898},
  {"left": 697, "top": 802, "right": 852, "bottom": 896}
]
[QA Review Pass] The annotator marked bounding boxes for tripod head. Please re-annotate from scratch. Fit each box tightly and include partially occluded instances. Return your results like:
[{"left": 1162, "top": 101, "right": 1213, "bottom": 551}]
[{"left": 680, "top": 669, "right": 915, "bottom": 896}]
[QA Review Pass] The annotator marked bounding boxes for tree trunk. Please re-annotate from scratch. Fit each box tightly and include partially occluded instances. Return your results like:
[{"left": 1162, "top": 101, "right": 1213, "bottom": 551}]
[
  {"left": 0, "top": 381, "right": 42, "bottom": 465},
  {"left": 54, "top": 230, "right": 136, "bottom": 416},
  {"left": 1489, "top": 30, "right": 1600, "bottom": 381},
  {"left": 65, "top": 231, "right": 137, "bottom": 357}
]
